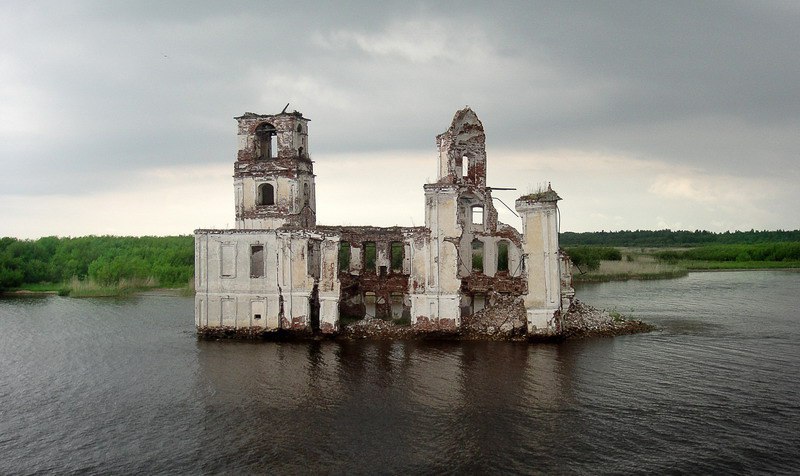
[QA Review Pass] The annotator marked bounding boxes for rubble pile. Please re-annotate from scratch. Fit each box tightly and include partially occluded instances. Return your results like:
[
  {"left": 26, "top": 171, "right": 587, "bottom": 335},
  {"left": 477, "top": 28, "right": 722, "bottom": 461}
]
[
  {"left": 461, "top": 294, "right": 527, "bottom": 339},
  {"left": 336, "top": 299, "right": 654, "bottom": 341},
  {"left": 342, "top": 318, "right": 419, "bottom": 340},
  {"left": 560, "top": 299, "right": 654, "bottom": 338}
]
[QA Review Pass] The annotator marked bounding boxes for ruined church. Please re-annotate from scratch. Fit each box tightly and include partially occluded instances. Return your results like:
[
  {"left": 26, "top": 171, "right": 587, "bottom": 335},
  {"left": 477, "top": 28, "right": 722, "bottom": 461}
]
[{"left": 194, "top": 107, "right": 574, "bottom": 337}]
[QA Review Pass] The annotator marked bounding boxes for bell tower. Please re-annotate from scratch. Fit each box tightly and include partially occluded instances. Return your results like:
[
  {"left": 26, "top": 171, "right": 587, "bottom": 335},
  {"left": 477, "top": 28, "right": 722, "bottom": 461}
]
[{"left": 233, "top": 109, "right": 316, "bottom": 229}]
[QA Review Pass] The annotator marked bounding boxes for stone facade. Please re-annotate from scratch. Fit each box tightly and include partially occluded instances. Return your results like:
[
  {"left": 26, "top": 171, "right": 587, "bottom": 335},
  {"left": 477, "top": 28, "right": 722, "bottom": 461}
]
[{"left": 194, "top": 107, "right": 574, "bottom": 337}]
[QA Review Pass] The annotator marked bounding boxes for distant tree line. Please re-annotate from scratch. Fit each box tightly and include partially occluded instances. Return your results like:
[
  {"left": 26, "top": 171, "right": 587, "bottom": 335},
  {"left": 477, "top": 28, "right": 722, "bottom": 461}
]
[
  {"left": 0, "top": 236, "right": 194, "bottom": 291},
  {"left": 560, "top": 229, "right": 800, "bottom": 247},
  {"left": 656, "top": 243, "right": 800, "bottom": 263}
]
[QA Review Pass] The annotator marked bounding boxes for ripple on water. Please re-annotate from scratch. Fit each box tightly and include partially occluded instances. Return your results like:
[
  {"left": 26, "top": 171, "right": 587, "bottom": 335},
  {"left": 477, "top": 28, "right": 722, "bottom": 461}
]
[{"left": 1, "top": 272, "right": 799, "bottom": 473}]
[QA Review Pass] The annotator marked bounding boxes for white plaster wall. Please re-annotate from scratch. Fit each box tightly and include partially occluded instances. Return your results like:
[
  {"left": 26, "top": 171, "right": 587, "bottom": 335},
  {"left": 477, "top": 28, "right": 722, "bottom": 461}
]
[
  {"left": 419, "top": 186, "right": 464, "bottom": 325},
  {"left": 239, "top": 217, "right": 288, "bottom": 230},
  {"left": 236, "top": 174, "right": 310, "bottom": 230},
  {"left": 437, "top": 241, "right": 460, "bottom": 294},
  {"left": 409, "top": 294, "right": 460, "bottom": 324},
  {"left": 516, "top": 199, "right": 562, "bottom": 333},
  {"left": 317, "top": 237, "right": 340, "bottom": 331},
  {"left": 195, "top": 230, "right": 336, "bottom": 331},
  {"left": 408, "top": 237, "right": 428, "bottom": 292}
]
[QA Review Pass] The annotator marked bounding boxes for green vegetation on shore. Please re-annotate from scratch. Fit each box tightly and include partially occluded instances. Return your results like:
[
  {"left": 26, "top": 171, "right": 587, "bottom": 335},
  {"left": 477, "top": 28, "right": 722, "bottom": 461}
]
[
  {"left": 564, "top": 246, "right": 622, "bottom": 272},
  {"left": 569, "top": 248, "right": 690, "bottom": 282},
  {"left": 2, "top": 230, "right": 798, "bottom": 294},
  {"left": 567, "top": 240, "right": 800, "bottom": 283},
  {"left": 0, "top": 236, "right": 194, "bottom": 296},
  {"left": 655, "top": 242, "right": 800, "bottom": 263}
]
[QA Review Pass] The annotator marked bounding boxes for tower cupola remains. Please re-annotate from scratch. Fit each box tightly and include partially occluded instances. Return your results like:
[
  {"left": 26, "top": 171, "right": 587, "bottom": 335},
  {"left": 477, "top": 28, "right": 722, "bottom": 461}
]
[{"left": 233, "top": 110, "right": 315, "bottom": 230}]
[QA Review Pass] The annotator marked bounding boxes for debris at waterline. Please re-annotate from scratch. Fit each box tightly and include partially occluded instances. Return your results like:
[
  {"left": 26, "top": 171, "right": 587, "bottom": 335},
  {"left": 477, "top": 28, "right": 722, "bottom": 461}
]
[
  {"left": 199, "top": 299, "right": 652, "bottom": 341},
  {"left": 340, "top": 299, "right": 652, "bottom": 341},
  {"left": 560, "top": 300, "right": 654, "bottom": 338}
]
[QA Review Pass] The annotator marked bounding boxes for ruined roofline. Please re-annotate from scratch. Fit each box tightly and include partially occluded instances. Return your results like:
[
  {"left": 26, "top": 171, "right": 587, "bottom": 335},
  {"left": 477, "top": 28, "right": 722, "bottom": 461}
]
[
  {"left": 436, "top": 106, "right": 483, "bottom": 137},
  {"left": 234, "top": 110, "right": 309, "bottom": 121},
  {"left": 194, "top": 225, "right": 430, "bottom": 236},
  {"left": 194, "top": 228, "right": 336, "bottom": 237},
  {"left": 316, "top": 225, "right": 429, "bottom": 235},
  {"left": 517, "top": 187, "right": 561, "bottom": 203}
]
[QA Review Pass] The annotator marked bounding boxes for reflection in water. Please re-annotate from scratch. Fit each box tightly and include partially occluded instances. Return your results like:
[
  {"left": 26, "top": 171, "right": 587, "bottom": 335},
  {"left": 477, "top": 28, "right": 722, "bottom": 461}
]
[
  {"left": 2, "top": 271, "right": 799, "bottom": 474},
  {"left": 192, "top": 338, "right": 577, "bottom": 473}
]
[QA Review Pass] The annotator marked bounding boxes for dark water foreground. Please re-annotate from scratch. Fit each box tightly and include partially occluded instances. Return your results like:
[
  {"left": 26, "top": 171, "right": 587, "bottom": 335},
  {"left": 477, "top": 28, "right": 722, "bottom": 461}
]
[{"left": 1, "top": 271, "right": 799, "bottom": 474}]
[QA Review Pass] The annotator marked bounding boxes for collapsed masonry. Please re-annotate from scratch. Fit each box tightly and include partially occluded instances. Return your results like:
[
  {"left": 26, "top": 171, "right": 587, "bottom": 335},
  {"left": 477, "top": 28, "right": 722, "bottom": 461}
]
[{"left": 194, "top": 107, "right": 575, "bottom": 338}]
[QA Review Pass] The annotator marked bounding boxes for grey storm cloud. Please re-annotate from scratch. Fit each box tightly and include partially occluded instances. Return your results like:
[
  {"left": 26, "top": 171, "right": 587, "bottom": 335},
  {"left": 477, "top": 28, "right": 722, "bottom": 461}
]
[{"left": 1, "top": 0, "right": 798, "bottom": 232}]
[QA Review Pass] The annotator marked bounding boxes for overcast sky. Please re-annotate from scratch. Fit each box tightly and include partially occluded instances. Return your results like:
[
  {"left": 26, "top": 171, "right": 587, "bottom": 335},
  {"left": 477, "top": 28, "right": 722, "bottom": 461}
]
[{"left": 2, "top": 1, "right": 798, "bottom": 238}]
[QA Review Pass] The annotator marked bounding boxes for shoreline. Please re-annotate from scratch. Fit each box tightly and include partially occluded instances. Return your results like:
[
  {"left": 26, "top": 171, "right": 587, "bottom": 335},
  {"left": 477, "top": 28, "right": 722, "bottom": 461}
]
[
  {"left": 573, "top": 263, "right": 800, "bottom": 284},
  {"left": 683, "top": 267, "right": 800, "bottom": 273},
  {"left": 1, "top": 287, "right": 189, "bottom": 298}
]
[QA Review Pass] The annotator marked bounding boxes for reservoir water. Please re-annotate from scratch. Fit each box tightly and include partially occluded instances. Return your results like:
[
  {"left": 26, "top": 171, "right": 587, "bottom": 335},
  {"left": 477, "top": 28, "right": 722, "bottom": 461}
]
[{"left": 1, "top": 271, "right": 799, "bottom": 474}]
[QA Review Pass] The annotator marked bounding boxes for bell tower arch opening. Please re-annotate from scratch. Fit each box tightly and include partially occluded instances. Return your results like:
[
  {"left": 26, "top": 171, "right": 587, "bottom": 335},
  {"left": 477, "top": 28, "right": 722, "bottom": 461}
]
[
  {"left": 258, "top": 183, "right": 275, "bottom": 206},
  {"left": 255, "top": 123, "right": 277, "bottom": 159}
]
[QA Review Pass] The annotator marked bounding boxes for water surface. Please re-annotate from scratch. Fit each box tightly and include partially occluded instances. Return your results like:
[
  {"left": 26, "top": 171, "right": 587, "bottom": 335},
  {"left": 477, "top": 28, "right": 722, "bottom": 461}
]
[{"left": 1, "top": 271, "right": 798, "bottom": 474}]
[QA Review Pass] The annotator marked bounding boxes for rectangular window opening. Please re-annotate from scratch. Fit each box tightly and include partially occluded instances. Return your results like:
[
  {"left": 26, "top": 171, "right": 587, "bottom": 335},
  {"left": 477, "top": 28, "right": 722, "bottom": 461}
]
[
  {"left": 471, "top": 206, "right": 484, "bottom": 225},
  {"left": 471, "top": 239, "right": 484, "bottom": 273},
  {"left": 364, "top": 241, "right": 377, "bottom": 273},
  {"left": 338, "top": 241, "right": 351, "bottom": 273},
  {"left": 390, "top": 241, "right": 403, "bottom": 272},
  {"left": 497, "top": 241, "right": 509, "bottom": 272},
  {"left": 250, "top": 245, "right": 265, "bottom": 278}
]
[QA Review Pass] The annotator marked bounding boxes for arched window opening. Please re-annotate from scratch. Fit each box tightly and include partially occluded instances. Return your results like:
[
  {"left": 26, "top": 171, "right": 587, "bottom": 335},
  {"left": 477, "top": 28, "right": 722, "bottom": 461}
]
[
  {"left": 338, "top": 241, "right": 351, "bottom": 272},
  {"left": 471, "top": 205, "right": 484, "bottom": 226},
  {"left": 462, "top": 155, "right": 469, "bottom": 178},
  {"left": 258, "top": 183, "right": 275, "bottom": 206},
  {"left": 303, "top": 182, "right": 310, "bottom": 207},
  {"left": 298, "top": 146, "right": 305, "bottom": 158},
  {"left": 471, "top": 239, "right": 484, "bottom": 273},
  {"left": 497, "top": 241, "right": 509, "bottom": 272},
  {"left": 296, "top": 124, "right": 303, "bottom": 132},
  {"left": 255, "top": 123, "right": 277, "bottom": 159}
]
